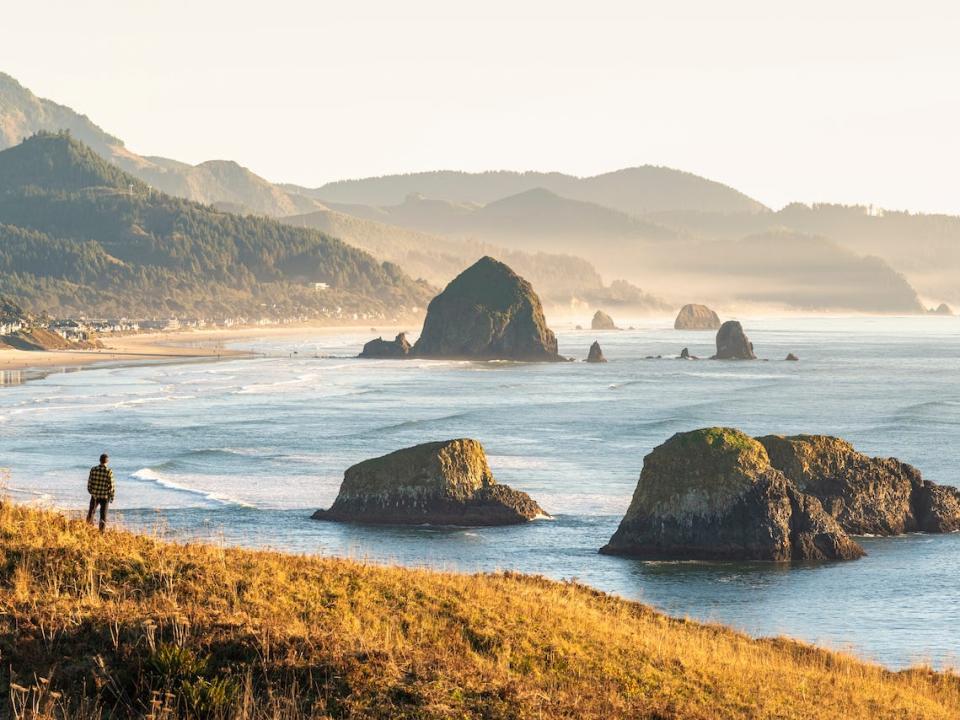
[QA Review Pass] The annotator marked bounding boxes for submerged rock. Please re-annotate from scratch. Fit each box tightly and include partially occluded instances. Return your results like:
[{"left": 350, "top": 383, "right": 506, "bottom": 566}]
[
  {"left": 601, "top": 428, "right": 863, "bottom": 561},
  {"left": 312, "top": 439, "right": 548, "bottom": 526},
  {"left": 785, "top": 353, "right": 799, "bottom": 361},
  {"left": 758, "top": 434, "right": 960, "bottom": 535},
  {"left": 591, "top": 310, "right": 618, "bottom": 330},
  {"left": 359, "top": 332, "right": 411, "bottom": 358},
  {"left": 586, "top": 341, "right": 606, "bottom": 363},
  {"left": 713, "top": 320, "right": 756, "bottom": 359},
  {"left": 412, "top": 257, "right": 563, "bottom": 361},
  {"left": 674, "top": 304, "right": 721, "bottom": 330}
]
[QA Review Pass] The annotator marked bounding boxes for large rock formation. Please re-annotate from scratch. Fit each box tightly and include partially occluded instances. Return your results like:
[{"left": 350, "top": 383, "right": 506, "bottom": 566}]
[
  {"left": 358, "top": 332, "right": 411, "bottom": 358},
  {"left": 412, "top": 257, "right": 563, "bottom": 361},
  {"left": 930, "top": 303, "right": 953, "bottom": 316},
  {"left": 586, "top": 341, "right": 606, "bottom": 363},
  {"left": 712, "top": 320, "right": 756, "bottom": 359},
  {"left": 758, "top": 434, "right": 960, "bottom": 534},
  {"left": 591, "top": 310, "right": 617, "bottom": 330},
  {"left": 601, "top": 428, "right": 863, "bottom": 561},
  {"left": 312, "top": 439, "right": 548, "bottom": 526},
  {"left": 674, "top": 304, "right": 721, "bottom": 330}
]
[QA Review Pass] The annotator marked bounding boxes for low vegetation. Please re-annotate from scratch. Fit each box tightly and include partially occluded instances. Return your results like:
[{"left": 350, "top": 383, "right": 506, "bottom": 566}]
[{"left": 1, "top": 502, "right": 958, "bottom": 719}]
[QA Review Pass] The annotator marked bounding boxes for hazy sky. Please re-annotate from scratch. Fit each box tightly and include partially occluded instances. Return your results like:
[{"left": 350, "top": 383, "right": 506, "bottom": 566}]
[{"left": 4, "top": 1, "right": 960, "bottom": 213}]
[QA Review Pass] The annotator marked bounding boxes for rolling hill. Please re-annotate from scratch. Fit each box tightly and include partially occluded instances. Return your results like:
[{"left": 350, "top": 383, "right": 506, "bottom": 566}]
[
  {"left": 289, "top": 166, "right": 768, "bottom": 216},
  {"left": 0, "top": 133, "right": 431, "bottom": 318},
  {"left": 0, "top": 72, "right": 320, "bottom": 217}
]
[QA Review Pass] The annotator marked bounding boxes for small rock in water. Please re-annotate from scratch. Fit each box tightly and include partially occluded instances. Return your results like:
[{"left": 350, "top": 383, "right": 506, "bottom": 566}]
[
  {"left": 591, "top": 310, "right": 618, "bottom": 330},
  {"left": 586, "top": 341, "right": 606, "bottom": 363},
  {"left": 359, "top": 332, "right": 411, "bottom": 358},
  {"left": 312, "top": 439, "right": 548, "bottom": 526},
  {"left": 712, "top": 320, "right": 756, "bottom": 360},
  {"left": 785, "top": 353, "right": 799, "bottom": 361}
]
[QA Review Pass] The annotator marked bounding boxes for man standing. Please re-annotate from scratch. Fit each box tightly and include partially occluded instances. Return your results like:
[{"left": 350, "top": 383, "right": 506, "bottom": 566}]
[{"left": 86, "top": 453, "right": 114, "bottom": 531}]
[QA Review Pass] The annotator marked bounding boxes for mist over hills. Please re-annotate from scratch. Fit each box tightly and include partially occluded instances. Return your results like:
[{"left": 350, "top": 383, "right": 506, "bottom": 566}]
[
  {"left": 288, "top": 166, "right": 768, "bottom": 216},
  {"left": 0, "top": 70, "right": 951, "bottom": 313},
  {"left": 282, "top": 207, "right": 670, "bottom": 312},
  {"left": 0, "top": 133, "right": 430, "bottom": 317}
]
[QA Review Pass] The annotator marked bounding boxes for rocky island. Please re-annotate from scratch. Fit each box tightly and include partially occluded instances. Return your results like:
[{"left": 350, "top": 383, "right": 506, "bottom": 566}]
[
  {"left": 395, "top": 256, "right": 563, "bottom": 361},
  {"left": 758, "top": 434, "right": 960, "bottom": 534},
  {"left": 602, "top": 428, "right": 960, "bottom": 561},
  {"left": 586, "top": 340, "right": 606, "bottom": 363},
  {"left": 591, "top": 310, "right": 618, "bottom": 330},
  {"left": 312, "top": 438, "right": 548, "bottom": 525},
  {"left": 601, "top": 428, "right": 863, "bottom": 562},
  {"left": 674, "top": 303, "right": 721, "bottom": 330},
  {"left": 712, "top": 320, "right": 756, "bottom": 359}
]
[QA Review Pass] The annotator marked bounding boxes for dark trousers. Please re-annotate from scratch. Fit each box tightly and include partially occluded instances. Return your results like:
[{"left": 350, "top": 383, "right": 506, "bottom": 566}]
[{"left": 87, "top": 496, "right": 110, "bottom": 531}]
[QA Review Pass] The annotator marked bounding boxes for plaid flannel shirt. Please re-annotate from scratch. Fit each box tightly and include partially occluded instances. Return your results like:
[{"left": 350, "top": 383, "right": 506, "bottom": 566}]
[{"left": 87, "top": 464, "right": 115, "bottom": 500}]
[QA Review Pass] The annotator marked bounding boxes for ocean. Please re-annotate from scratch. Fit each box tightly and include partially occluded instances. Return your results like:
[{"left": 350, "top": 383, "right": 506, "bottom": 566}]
[{"left": 2, "top": 316, "right": 958, "bottom": 669}]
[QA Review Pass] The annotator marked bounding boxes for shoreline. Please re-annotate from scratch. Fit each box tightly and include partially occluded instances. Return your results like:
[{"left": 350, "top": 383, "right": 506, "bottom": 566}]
[{"left": 0, "top": 323, "right": 402, "bottom": 380}]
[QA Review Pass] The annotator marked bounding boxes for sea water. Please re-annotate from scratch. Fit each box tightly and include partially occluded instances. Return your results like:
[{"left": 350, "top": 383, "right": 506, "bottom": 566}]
[{"left": 1, "top": 316, "right": 958, "bottom": 669}]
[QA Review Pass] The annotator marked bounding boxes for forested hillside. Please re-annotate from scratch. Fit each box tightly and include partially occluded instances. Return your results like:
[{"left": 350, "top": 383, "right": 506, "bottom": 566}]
[{"left": 0, "top": 133, "right": 432, "bottom": 318}]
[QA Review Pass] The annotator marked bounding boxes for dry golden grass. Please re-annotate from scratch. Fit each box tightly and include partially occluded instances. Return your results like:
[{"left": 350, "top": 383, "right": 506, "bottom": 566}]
[{"left": 1, "top": 502, "right": 958, "bottom": 719}]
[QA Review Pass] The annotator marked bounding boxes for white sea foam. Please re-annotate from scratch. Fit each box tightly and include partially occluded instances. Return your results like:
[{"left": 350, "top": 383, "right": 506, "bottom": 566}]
[{"left": 130, "top": 468, "right": 255, "bottom": 508}]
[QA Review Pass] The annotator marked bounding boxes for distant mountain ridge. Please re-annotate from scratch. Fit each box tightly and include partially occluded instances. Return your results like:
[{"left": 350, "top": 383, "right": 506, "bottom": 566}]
[
  {"left": 288, "top": 166, "right": 769, "bottom": 216},
  {"left": 0, "top": 133, "right": 430, "bottom": 317},
  {"left": 0, "top": 72, "right": 320, "bottom": 216}
]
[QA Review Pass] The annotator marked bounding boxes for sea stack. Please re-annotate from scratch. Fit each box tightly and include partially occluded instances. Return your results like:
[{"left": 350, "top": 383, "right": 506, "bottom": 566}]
[
  {"left": 591, "top": 310, "right": 617, "bottom": 330},
  {"left": 785, "top": 353, "right": 799, "bottom": 361},
  {"left": 600, "top": 428, "right": 864, "bottom": 562},
  {"left": 713, "top": 320, "right": 756, "bottom": 359},
  {"left": 586, "top": 341, "right": 606, "bottom": 363},
  {"left": 758, "top": 434, "right": 960, "bottom": 534},
  {"left": 674, "top": 304, "right": 721, "bottom": 330},
  {"left": 312, "top": 439, "right": 547, "bottom": 525},
  {"left": 359, "top": 332, "right": 411, "bottom": 358},
  {"left": 412, "top": 257, "right": 563, "bottom": 361},
  {"left": 930, "top": 303, "right": 953, "bottom": 316}
]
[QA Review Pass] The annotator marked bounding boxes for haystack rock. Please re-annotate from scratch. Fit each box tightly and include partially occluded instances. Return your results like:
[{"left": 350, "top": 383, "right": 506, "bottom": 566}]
[
  {"left": 586, "top": 341, "right": 606, "bottom": 363},
  {"left": 359, "top": 332, "right": 411, "bottom": 358},
  {"left": 412, "top": 257, "right": 563, "bottom": 361},
  {"left": 674, "top": 304, "right": 721, "bottom": 330},
  {"left": 600, "top": 428, "right": 863, "bottom": 561},
  {"left": 312, "top": 439, "right": 548, "bottom": 526},
  {"left": 713, "top": 320, "right": 756, "bottom": 359},
  {"left": 591, "top": 310, "right": 617, "bottom": 330},
  {"left": 758, "top": 434, "right": 960, "bottom": 534}
]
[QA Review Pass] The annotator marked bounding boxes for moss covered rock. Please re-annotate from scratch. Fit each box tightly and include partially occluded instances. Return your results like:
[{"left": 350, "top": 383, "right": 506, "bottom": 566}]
[
  {"left": 312, "top": 439, "right": 548, "bottom": 526},
  {"left": 412, "top": 257, "right": 562, "bottom": 361},
  {"left": 758, "top": 434, "right": 960, "bottom": 534},
  {"left": 601, "top": 428, "right": 863, "bottom": 561}
]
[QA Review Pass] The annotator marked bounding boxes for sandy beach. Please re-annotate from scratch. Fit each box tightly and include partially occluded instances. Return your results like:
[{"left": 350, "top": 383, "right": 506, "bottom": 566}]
[{"left": 0, "top": 324, "right": 397, "bottom": 377}]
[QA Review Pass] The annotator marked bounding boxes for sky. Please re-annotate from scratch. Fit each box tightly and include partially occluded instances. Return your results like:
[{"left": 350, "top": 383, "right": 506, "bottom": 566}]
[{"left": 3, "top": 0, "right": 960, "bottom": 213}]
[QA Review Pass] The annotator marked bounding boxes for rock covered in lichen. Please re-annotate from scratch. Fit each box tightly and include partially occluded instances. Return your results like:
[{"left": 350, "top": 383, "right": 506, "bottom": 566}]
[
  {"left": 758, "top": 434, "right": 960, "bottom": 535},
  {"left": 601, "top": 428, "right": 863, "bottom": 561},
  {"left": 359, "top": 332, "right": 411, "bottom": 358},
  {"left": 412, "top": 257, "right": 562, "bottom": 361},
  {"left": 312, "top": 439, "right": 548, "bottom": 525},
  {"left": 674, "top": 304, "right": 721, "bottom": 330}
]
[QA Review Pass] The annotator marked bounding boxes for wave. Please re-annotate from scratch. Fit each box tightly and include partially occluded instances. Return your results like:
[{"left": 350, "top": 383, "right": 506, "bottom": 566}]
[
  {"left": 129, "top": 468, "right": 255, "bottom": 508},
  {"left": 351, "top": 411, "right": 473, "bottom": 437}
]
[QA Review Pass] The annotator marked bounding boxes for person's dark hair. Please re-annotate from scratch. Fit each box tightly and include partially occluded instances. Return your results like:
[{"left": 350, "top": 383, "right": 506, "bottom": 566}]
[{"left": 100, "top": 453, "right": 109, "bottom": 464}]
